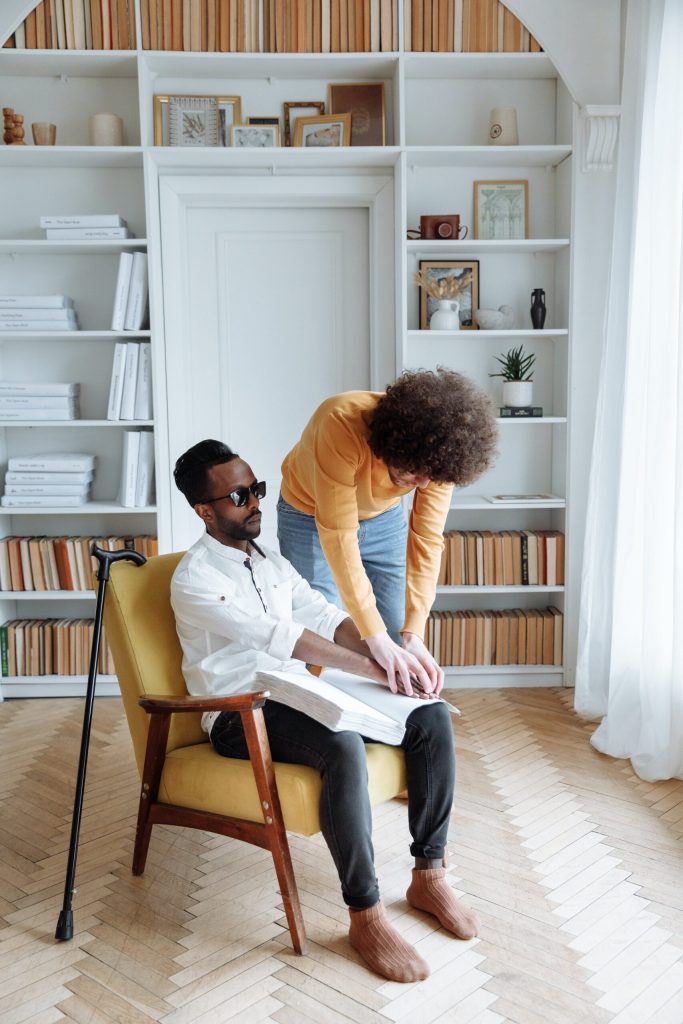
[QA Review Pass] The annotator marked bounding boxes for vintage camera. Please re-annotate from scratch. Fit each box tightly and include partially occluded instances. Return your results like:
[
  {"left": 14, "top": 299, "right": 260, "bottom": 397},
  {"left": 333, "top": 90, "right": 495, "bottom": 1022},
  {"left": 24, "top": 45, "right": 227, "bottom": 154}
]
[{"left": 419, "top": 214, "right": 468, "bottom": 240}]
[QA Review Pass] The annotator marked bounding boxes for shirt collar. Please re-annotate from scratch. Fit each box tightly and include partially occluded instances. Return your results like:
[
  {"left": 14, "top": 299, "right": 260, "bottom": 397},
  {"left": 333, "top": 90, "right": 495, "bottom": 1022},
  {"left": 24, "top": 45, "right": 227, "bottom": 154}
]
[{"left": 200, "top": 531, "right": 267, "bottom": 564}]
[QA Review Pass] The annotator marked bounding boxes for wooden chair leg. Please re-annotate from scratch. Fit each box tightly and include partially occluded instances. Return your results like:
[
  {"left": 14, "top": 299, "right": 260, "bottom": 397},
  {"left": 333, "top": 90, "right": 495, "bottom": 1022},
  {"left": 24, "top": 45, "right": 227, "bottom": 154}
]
[
  {"left": 242, "top": 709, "right": 307, "bottom": 955},
  {"left": 133, "top": 712, "right": 171, "bottom": 877}
]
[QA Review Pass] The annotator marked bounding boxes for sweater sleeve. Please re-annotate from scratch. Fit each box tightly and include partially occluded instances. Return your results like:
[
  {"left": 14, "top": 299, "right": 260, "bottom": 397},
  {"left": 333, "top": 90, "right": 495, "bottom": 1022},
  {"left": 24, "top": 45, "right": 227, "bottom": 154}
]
[
  {"left": 403, "top": 482, "right": 453, "bottom": 638},
  {"left": 312, "top": 414, "right": 386, "bottom": 639}
]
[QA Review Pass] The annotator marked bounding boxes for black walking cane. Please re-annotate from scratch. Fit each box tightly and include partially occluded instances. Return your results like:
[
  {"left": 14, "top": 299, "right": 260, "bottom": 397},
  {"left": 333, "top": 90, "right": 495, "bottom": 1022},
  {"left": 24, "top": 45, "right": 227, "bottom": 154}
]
[{"left": 55, "top": 543, "right": 146, "bottom": 941}]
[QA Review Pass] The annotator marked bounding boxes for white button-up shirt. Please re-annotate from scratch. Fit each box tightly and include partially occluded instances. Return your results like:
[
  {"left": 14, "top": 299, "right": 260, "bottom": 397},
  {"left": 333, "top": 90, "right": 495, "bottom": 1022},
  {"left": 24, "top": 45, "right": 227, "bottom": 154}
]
[{"left": 170, "top": 532, "right": 348, "bottom": 732}]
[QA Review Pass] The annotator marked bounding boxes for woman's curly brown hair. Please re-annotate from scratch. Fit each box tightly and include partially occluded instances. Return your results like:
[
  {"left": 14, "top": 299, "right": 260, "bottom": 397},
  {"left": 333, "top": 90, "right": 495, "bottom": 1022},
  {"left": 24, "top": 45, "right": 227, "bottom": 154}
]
[{"left": 368, "top": 368, "right": 498, "bottom": 485}]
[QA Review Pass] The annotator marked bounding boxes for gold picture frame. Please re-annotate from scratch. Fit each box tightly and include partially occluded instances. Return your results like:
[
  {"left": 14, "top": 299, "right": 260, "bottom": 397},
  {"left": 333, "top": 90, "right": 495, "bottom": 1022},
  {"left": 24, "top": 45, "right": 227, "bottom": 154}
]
[
  {"left": 153, "top": 95, "right": 242, "bottom": 147},
  {"left": 283, "top": 101, "right": 325, "bottom": 146},
  {"left": 230, "top": 123, "right": 281, "bottom": 148},
  {"left": 328, "top": 82, "right": 386, "bottom": 146},
  {"left": 293, "top": 113, "right": 352, "bottom": 148},
  {"left": 418, "top": 259, "right": 480, "bottom": 330},
  {"left": 473, "top": 179, "right": 529, "bottom": 240}
]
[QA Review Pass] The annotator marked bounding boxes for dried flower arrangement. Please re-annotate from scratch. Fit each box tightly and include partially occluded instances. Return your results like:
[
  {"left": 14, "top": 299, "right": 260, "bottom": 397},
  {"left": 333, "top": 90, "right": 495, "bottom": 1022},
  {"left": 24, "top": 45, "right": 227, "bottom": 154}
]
[{"left": 413, "top": 268, "right": 472, "bottom": 300}]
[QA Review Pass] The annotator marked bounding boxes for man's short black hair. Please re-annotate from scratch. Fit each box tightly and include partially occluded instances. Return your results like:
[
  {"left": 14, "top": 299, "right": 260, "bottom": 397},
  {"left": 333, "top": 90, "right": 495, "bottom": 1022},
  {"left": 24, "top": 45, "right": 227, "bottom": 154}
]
[{"left": 173, "top": 439, "right": 239, "bottom": 506}]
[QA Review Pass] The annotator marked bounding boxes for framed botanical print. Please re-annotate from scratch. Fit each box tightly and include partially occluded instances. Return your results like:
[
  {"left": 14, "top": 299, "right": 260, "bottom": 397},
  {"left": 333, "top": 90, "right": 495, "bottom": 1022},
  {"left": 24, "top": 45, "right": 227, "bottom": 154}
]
[
  {"left": 473, "top": 179, "right": 529, "bottom": 240},
  {"left": 153, "top": 95, "right": 242, "bottom": 147}
]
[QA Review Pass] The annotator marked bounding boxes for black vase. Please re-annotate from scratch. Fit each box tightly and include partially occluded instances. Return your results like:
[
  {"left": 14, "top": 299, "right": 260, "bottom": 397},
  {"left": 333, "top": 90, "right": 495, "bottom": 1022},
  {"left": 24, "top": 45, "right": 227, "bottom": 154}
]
[{"left": 530, "top": 288, "right": 547, "bottom": 329}]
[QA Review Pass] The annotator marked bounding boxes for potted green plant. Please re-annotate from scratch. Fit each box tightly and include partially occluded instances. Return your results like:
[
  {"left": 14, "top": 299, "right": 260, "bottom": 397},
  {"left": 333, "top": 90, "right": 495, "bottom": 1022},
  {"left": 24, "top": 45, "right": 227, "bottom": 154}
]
[{"left": 489, "top": 345, "right": 536, "bottom": 407}]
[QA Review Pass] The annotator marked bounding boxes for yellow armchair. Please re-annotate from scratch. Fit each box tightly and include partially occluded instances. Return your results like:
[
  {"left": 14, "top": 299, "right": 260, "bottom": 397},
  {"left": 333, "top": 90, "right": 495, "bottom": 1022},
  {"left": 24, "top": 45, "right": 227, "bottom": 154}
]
[{"left": 103, "top": 553, "right": 407, "bottom": 954}]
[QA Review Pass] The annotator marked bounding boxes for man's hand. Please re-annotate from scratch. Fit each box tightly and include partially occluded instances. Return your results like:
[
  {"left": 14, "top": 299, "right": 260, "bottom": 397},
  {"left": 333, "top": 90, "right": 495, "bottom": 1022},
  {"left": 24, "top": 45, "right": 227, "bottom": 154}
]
[
  {"left": 366, "top": 631, "right": 433, "bottom": 697},
  {"left": 402, "top": 632, "right": 444, "bottom": 695}
]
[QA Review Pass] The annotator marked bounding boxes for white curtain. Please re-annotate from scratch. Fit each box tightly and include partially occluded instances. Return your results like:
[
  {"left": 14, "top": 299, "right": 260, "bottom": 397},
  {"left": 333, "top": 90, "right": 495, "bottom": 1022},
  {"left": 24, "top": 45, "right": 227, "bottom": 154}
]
[{"left": 574, "top": 0, "right": 683, "bottom": 781}]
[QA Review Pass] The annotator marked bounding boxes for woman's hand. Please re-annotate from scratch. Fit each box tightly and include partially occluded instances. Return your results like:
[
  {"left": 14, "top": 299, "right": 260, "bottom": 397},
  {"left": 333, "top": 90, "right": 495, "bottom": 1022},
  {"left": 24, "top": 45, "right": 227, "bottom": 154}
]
[
  {"left": 402, "top": 632, "right": 444, "bottom": 695},
  {"left": 366, "top": 631, "right": 433, "bottom": 696}
]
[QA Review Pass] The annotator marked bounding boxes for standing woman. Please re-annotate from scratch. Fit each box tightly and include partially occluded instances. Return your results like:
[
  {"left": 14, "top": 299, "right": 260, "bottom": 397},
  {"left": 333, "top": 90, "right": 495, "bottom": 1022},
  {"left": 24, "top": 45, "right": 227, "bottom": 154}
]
[{"left": 277, "top": 369, "right": 497, "bottom": 695}]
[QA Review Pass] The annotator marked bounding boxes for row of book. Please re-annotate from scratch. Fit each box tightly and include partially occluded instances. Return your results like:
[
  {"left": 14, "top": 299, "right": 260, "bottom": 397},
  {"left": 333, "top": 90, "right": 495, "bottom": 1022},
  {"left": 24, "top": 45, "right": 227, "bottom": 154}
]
[
  {"left": 0, "top": 295, "right": 79, "bottom": 333},
  {"left": 107, "top": 342, "right": 153, "bottom": 420},
  {"left": 4, "top": 0, "right": 539, "bottom": 53},
  {"left": 40, "top": 213, "right": 134, "bottom": 241},
  {"left": 139, "top": 0, "right": 400, "bottom": 52},
  {"left": 0, "top": 618, "right": 115, "bottom": 677},
  {"left": 4, "top": 0, "right": 136, "bottom": 50},
  {"left": 0, "top": 531, "right": 566, "bottom": 597},
  {"left": 438, "top": 529, "right": 565, "bottom": 587},
  {"left": 424, "top": 607, "right": 563, "bottom": 666},
  {"left": 111, "top": 253, "right": 149, "bottom": 332},
  {"left": 406, "top": 0, "right": 541, "bottom": 53},
  {"left": 1, "top": 452, "right": 96, "bottom": 509},
  {"left": 0, "top": 382, "right": 80, "bottom": 423},
  {"left": 119, "top": 431, "right": 155, "bottom": 507},
  {"left": 0, "top": 535, "right": 157, "bottom": 592}
]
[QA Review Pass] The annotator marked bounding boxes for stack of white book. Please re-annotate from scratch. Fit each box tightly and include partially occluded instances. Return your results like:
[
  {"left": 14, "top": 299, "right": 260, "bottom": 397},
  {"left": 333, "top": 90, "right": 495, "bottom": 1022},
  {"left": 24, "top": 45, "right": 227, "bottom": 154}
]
[
  {"left": 0, "top": 382, "right": 80, "bottom": 422},
  {"left": 119, "top": 431, "right": 155, "bottom": 508},
  {"left": 40, "top": 214, "right": 134, "bottom": 241},
  {"left": 111, "top": 252, "right": 149, "bottom": 332},
  {"left": 2, "top": 452, "right": 96, "bottom": 508},
  {"left": 0, "top": 295, "right": 78, "bottom": 332},
  {"left": 107, "top": 342, "right": 153, "bottom": 420}
]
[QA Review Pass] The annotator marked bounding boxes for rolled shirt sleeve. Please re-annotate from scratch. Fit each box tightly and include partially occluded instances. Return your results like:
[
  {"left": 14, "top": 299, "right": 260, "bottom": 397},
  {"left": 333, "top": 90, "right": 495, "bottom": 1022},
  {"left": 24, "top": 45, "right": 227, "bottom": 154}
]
[{"left": 403, "top": 482, "right": 453, "bottom": 638}]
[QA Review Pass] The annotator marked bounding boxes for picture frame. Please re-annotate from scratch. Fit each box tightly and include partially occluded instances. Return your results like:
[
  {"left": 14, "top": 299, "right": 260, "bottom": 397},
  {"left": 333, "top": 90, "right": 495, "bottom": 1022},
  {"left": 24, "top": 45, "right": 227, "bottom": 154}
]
[
  {"left": 230, "top": 123, "right": 280, "bottom": 148},
  {"left": 473, "top": 179, "right": 529, "bottom": 240},
  {"left": 418, "top": 260, "right": 480, "bottom": 330},
  {"left": 293, "top": 113, "right": 352, "bottom": 148},
  {"left": 328, "top": 82, "right": 386, "bottom": 146},
  {"left": 247, "top": 116, "right": 280, "bottom": 127},
  {"left": 153, "top": 95, "right": 242, "bottom": 147},
  {"left": 283, "top": 101, "right": 325, "bottom": 146}
]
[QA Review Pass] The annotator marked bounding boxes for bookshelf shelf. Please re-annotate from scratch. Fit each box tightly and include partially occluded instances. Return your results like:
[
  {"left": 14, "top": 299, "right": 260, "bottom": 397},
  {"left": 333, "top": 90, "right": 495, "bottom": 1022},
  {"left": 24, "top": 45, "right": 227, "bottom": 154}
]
[
  {"left": 436, "top": 585, "right": 564, "bottom": 594},
  {"left": 495, "top": 417, "right": 567, "bottom": 425},
  {"left": 0, "top": 675, "right": 120, "bottom": 698},
  {"left": 0, "top": 239, "right": 147, "bottom": 255},
  {"left": 406, "top": 239, "right": 570, "bottom": 256},
  {"left": 407, "top": 329, "right": 568, "bottom": 339},
  {"left": 0, "top": 331, "right": 152, "bottom": 341},
  {"left": 143, "top": 50, "right": 400, "bottom": 78},
  {"left": 0, "top": 420, "right": 154, "bottom": 427},
  {"left": 402, "top": 52, "right": 557, "bottom": 80},
  {"left": 0, "top": 49, "right": 138, "bottom": 76},
  {"left": 0, "top": 591, "right": 96, "bottom": 600},
  {"left": 0, "top": 146, "right": 144, "bottom": 169},
  {"left": 452, "top": 495, "right": 566, "bottom": 510},
  {"left": 150, "top": 146, "right": 402, "bottom": 170},
  {"left": 405, "top": 145, "right": 572, "bottom": 168},
  {"left": 0, "top": 503, "right": 157, "bottom": 516}
]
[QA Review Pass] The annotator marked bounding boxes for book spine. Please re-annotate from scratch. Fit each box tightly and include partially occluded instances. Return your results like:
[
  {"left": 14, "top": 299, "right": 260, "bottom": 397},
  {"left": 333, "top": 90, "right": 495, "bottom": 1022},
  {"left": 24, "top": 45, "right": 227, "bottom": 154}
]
[
  {"left": 0, "top": 382, "right": 79, "bottom": 396},
  {"left": 5, "top": 485, "right": 89, "bottom": 496},
  {"left": 7, "top": 457, "right": 95, "bottom": 472},
  {"left": 119, "top": 431, "right": 141, "bottom": 507},
  {"left": 111, "top": 252, "right": 134, "bottom": 331},
  {"left": 0, "top": 322, "right": 79, "bottom": 331},
  {"left": 1, "top": 495, "right": 87, "bottom": 507},
  {"left": 0, "top": 309, "right": 76, "bottom": 321},
  {"left": 134, "top": 431, "right": 156, "bottom": 506},
  {"left": 133, "top": 343, "right": 153, "bottom": 419},
  {"left": 107, "top": 341, "right": 128, "bottom": 419},
  {"left": 123, "top": 252, "right": 149, "bottom": 331},
  {"left": 0, "top": 296, "right": 72, "bottom": 307},
  {"left": 0, "top": 410, "right": 78, "bottom": 421},
  {"left": 0, "top": 396, "right": 78, "bottom": 408},
  {"left": 0, "top": 625, "right": 7, "bottom": 677},
  {"left": 5, "top": 472, "right": 93, "bottom": 484},
  {"left": 119, "top": 342, "right": 140, "bottom": 420},
  {"left": 45, "top": 227, "right": 131, "bottom": 239}
]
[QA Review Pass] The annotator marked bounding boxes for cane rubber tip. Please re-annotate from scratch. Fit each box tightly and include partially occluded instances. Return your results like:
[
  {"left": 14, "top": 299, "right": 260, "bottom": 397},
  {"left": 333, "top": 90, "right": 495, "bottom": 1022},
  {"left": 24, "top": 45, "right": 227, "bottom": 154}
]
[{"left": 55, "top": 910, "right": 73, "bottom": 941}]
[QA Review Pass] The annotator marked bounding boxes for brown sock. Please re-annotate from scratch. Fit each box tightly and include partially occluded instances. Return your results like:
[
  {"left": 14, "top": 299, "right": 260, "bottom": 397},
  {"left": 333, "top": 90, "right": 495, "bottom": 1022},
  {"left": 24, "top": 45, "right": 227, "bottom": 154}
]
[
  {"left": 348, "top": 901, "right": 430, "bottom": 983},
  {"left": 406, "top": 868, "right": 480, "bottom": 939}
]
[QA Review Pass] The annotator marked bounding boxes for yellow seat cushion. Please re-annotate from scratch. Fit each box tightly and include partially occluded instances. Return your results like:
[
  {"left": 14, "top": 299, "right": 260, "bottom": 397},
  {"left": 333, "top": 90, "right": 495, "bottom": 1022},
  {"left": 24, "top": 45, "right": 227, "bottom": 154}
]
[{"left": 160, "top": 739, "right": 407, "bottom": 836}]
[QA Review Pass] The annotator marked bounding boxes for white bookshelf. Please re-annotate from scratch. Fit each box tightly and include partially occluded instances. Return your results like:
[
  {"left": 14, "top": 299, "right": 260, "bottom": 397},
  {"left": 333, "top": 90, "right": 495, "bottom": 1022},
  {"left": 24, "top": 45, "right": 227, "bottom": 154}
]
[{"left": 0, "top": 3, "right": 578, "bottom": 695}]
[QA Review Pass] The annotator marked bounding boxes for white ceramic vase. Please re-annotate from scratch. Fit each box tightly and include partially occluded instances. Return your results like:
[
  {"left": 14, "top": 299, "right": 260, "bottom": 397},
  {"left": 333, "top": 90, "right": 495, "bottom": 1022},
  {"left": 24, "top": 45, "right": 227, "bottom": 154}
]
[
  {"left": 488, "top": 106, "right": 519, "bottom": 146},
  {"left": 429, "top": 299, "right": 460, "bottom": 331},
  {"left": 503, "top": 380, "right": 533, "bottom": 407},
  {"left": 89, "top": 112, "right": 124, "bottom": 146}
]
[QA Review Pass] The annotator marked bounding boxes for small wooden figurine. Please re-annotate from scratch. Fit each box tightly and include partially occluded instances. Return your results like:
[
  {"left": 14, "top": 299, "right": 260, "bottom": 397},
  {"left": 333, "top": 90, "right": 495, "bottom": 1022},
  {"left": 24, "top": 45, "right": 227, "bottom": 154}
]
[{"left": 3, "top": 108, "right": 26, "bottom": 145}]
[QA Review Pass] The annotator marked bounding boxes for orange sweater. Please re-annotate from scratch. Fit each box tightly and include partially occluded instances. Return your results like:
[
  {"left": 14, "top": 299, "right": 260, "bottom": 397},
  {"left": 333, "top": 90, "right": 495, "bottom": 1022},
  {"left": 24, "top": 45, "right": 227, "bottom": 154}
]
[{"left": 281, "top": 392, "right": 453, "bottom": 639}]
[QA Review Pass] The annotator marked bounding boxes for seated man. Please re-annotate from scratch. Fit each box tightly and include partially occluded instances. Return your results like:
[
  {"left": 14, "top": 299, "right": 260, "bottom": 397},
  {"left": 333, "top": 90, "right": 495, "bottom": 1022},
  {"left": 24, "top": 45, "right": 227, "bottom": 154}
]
[{"left": 171, "top": 439, "right": 479, "bottom": 983}]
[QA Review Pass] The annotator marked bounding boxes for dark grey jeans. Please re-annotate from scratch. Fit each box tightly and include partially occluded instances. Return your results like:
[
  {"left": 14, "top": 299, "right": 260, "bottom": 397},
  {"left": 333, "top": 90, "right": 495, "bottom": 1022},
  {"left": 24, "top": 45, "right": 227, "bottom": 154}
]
[{"left": 210, "top": 699, "right": 456, "bottom": 909}]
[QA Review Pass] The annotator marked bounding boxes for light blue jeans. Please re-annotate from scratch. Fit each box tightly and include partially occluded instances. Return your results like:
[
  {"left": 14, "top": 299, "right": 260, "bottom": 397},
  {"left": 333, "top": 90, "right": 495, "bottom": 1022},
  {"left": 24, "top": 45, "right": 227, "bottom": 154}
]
[{"left": 276, "top": 496, "right": 408, "bottom": 642}]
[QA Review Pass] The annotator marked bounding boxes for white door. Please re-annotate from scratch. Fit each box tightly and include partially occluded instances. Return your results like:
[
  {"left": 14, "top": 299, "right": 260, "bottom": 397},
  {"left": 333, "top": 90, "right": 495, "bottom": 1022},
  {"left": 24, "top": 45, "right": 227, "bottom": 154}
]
[{"left": 158, "top": 174, "right": 395, "bottom": 550}]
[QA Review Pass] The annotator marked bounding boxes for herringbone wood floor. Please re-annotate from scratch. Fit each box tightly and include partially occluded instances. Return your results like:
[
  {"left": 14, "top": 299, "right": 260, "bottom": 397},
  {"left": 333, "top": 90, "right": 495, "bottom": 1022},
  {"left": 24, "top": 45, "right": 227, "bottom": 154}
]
[{"left": 2, "top": 689, "right": 683, "bottom": 1024}]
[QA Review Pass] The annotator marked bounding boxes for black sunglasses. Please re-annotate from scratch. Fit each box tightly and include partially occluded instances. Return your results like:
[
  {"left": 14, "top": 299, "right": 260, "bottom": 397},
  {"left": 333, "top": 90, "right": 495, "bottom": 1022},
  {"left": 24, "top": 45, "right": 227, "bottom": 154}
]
[{"left": 201, "top": 480, "right": 266, "bottom": 508}]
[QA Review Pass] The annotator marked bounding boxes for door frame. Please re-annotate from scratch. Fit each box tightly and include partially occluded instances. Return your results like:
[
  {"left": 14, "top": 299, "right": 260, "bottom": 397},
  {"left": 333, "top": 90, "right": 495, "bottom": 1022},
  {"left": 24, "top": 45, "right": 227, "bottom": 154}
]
[{"left": 147, "top": 165, "right": 396, "bottom": 549}]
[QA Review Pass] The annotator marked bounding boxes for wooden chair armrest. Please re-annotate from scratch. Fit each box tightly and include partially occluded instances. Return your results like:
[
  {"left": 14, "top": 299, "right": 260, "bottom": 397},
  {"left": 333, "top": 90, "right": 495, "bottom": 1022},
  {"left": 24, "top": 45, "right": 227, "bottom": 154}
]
[{"left": 138, "top": 691, "right": 270, "bottom": 714}]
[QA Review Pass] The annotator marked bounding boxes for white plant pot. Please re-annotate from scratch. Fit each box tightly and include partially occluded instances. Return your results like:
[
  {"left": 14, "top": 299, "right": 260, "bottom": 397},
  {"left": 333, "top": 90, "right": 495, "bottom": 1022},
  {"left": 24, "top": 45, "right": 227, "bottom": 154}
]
[
  {"left": 503, "top": 380, "right": 533, "bottom": 407},
  {"left": 429, "top": 299, "right": 460, "bottom": 331}
]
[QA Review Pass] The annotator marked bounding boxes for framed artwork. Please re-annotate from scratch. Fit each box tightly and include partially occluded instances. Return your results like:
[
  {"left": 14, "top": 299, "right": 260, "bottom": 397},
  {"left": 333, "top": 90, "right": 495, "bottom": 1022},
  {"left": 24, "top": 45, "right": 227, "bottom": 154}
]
[
  {"left": 230, "top": 124, "right": 280, "bottom": 147},
  {"left": 473, "top": 179, "right": 529, "bottom": 240},
  {"left": 328, "top": 82, "right": 386, "bottom": 146},
  {"left": 154, "top": 95, "right": 241, "bottom": 147},
  {"left": 418, "top": 259, "right": 480, "bottom": 330},
  {"left": 283, "top": 101, "right": 325, "bottom": 146},
  {"left": 294, "top": 113, "right": 352, "bottom": 148}
]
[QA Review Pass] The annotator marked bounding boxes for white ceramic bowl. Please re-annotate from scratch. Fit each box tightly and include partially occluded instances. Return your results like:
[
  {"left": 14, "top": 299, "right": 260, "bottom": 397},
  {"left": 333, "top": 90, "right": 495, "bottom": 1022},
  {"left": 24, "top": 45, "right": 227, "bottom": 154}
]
[{"left": 475, "top": 306, "right": 515, "bottom": 330}]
